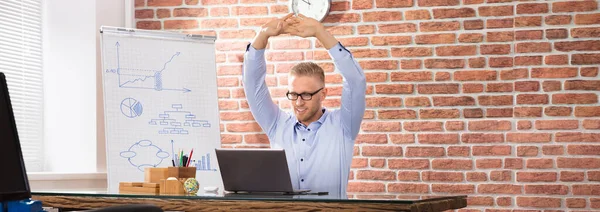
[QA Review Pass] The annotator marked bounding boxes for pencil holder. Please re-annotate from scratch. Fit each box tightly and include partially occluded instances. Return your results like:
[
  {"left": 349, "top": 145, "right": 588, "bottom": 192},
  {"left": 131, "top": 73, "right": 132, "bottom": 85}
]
[
  {"left": 167, "top": 167, "right": 196, "bottom": 179},
  {"left": 144, "top": 167, "right": 169, "bottom": 184}
]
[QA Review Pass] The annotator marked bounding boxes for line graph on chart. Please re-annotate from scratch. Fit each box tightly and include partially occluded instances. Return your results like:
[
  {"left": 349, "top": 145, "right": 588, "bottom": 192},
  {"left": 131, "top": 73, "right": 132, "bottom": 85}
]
[{"left": 105, "top": 42, "right": 191, "bottom": 93}]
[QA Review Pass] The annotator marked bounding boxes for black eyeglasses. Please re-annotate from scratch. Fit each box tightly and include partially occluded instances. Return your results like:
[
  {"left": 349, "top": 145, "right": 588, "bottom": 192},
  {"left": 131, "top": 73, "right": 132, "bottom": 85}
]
[{"left": 286, "top": 87, "right": 324, "bottom": 101}]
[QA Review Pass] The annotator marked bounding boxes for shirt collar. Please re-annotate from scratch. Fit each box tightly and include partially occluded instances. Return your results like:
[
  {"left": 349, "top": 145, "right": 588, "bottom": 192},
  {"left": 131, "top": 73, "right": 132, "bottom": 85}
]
[{"left": 295, "top": 108, "right": 328, "bottom": 127}]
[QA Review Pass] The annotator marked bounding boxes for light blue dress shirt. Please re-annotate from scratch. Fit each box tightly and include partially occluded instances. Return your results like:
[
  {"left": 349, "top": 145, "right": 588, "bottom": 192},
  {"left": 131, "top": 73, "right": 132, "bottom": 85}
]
[{"left": 242, "top": 42, "right": 366, "bottom": 195}]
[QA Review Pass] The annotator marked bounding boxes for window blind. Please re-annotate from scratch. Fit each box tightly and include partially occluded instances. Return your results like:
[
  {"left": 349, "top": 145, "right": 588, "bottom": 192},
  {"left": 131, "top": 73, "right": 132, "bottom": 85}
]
[{"left": 0, "top": 0, "right": 44, "bottom": 172}]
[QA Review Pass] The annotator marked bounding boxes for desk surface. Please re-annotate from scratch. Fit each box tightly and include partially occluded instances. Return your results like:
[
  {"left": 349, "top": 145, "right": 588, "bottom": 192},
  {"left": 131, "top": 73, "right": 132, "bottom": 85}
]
[{"left": 32, "top": 191, "right": 467, "bottom": 212}]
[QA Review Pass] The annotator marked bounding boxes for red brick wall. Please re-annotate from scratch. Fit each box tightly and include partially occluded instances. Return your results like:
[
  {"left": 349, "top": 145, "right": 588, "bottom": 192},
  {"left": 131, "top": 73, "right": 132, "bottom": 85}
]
[{"left": 135, "top": 0, "right": 600, "bottom": 210}]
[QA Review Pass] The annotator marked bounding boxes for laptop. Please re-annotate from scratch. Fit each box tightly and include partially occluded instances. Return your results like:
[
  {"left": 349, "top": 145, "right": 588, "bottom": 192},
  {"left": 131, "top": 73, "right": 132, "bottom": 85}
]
[
  {"left": 0, "top": 72, "right": 33, "bottom": 202},
  {"left": 215, "top": 148, "right": 310, "bottom": 194}
]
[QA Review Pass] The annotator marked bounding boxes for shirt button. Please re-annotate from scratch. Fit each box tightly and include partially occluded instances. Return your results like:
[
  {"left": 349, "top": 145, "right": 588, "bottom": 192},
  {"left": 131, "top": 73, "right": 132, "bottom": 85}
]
[
  {"left": 301, "top": 158, "right": 304, "bottom": 162},
  {"left": 302, "top": 138, "right": 305, "bottom": 141},
  {"left": 307, "top": 129, "right": 311, "bottom": 131},
  {"left": 301, "top": 179, "right": 304, "bottom": 182},
  {"left": 338, "top": 48, "right": 342, "bottom": 51}
]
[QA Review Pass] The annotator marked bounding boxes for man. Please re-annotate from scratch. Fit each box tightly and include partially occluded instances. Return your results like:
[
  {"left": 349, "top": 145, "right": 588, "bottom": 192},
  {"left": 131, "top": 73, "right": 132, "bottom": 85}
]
[{"left": 242, "top": 13, "right": 366, "bottom": 195}]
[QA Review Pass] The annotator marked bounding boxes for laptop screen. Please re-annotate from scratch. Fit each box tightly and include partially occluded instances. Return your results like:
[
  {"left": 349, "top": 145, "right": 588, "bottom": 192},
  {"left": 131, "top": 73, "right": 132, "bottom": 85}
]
[{"left": 0, "top": 73, "right": 31, "bottom": 202}]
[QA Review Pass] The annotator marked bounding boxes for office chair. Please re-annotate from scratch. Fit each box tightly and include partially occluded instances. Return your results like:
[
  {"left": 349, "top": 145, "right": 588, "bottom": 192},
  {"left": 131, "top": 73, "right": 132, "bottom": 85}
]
[{"left": 84, "top": 204, "right": 163, "bottom": 212}]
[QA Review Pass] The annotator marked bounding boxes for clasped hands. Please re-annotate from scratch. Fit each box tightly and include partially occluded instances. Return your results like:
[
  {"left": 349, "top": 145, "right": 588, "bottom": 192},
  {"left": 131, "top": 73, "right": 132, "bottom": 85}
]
[{"left": 259, "top": 13, "right": 324, "bottom": 38}]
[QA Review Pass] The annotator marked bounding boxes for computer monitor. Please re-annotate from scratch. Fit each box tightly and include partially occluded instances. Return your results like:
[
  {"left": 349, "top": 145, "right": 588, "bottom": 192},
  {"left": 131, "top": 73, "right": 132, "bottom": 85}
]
[{"left": 0, "top": 72, "right": 32, "bottom": 202}]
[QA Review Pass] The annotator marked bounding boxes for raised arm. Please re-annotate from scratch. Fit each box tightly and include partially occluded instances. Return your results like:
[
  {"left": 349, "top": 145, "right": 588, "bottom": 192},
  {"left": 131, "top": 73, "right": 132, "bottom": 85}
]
[
  {"left": 243, "top": 14, "right": 295, "bottom": 135},
  {"left": 287, "top": 15, "right": 367, "bottom": 140}
]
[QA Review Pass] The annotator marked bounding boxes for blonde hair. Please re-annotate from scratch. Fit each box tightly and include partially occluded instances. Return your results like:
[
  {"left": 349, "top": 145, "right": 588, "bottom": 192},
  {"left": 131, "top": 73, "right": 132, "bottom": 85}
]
[{"left": 289, "top": 62, "right": 325, "bottom": 85}]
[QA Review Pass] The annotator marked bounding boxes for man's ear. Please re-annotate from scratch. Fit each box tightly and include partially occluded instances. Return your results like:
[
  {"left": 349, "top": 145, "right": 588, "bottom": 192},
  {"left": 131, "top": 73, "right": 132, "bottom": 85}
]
[{"left": 321, "top": 87, "right": 327, "bottom": 100}]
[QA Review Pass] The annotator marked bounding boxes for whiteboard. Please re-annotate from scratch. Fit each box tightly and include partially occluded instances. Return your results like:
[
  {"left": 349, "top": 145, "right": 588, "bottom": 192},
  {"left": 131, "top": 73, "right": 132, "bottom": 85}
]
[{"left": 100, "top": 26, "right": 222, "bottom": 193}]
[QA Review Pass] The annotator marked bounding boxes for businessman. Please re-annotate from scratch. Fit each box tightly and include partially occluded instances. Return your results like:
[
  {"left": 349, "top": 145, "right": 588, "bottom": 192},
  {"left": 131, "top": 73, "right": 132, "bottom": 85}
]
[{"left": 242, "top": 13, "right": 366, "bottom": 195}]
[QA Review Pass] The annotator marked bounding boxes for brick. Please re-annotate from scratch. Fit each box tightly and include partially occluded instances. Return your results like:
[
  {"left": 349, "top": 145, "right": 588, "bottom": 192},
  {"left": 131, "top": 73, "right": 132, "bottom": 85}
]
[
  {"left": 356, "top": 170, "right": 396, "bottom": 181},
  {"left": 487, "top": 108, "right": 513, "bottom": 117},
  {"left": 359, "top": 60, "right": 399, "bottom": 70},
  {"left": 347, "top": 182, "right": 385, "bottom": 192},
  {"left": 135, "top": 9, "right": 154, "bottom": 19},
  {"left": 424, "top": 59, "right": 464, "bottom": 69},
  {"left": 375, "top": 84, "right": 413, "bottom": 94},
  {"left": 226, "top": 122, "right": 262, "bottom": 132},
  {"left": 202, "top": 19, "right": 237, "bottom": 28},
  {"left": 581, "top": 67, "right": 599, "bottom": 77},
  {"left": 566, "top": 198, "right": 586, "bottom": 208},
  {"left": 462, "top": 133, "right": 503, "bottom": 143},
  {"left": 545, "top": 54, "right": 568, "bottom": 65},
  {"left": 526, "top": 158, "right": 554, "bottom": 169},
  {"left": 517, "top": 3, "right": 548, "bottom": 14},
  {"left": 363, "top": 11, "right": 402, "bottom": 22},
  {"left": 372, "top": 36, "right": 411, "bottom": 46},
  {"left": 418, "top": 133, "right": 459, "bottom": 144},
  {"left": 436, "top": 46, "right": 477, "bottom": 56},
  {"left": 590, "top": 171, "right": 600, "bottom": 181},
  {"left": 361, "top": 122, "right": 401, "bottom": 132},
  {"left": 415, "top": 33, "right": 455, "bottom": 44},
  {"left": 433, "top": 8, "right": 476, "bottom": 19},
  {"left": 401, "top": 60, "right": 422, "bottom": 69},
  {"left": 505, "top": 158, "right": 523, "bottom": 169},
  {"left": 517, "top": 146, "right": 538, "bottom": 157},
  {"left": 362, "top": 146, "right": 403, "bottom": 156},
  {"left": 487, "top": 31, "right": 514, "bottom": 42},
  {"left": 463, "top": 0, "right": 482, "bottom": 4},
  {"left": 445, "top": 121, "right": 464, "bottom": 131},
  {"left": 136, "top": 21, "right": 161, "bottom": 30},
  {"left": 478, "top": 184, "right": 521, "bottom": 194},
  {"left": 535, "top": 120, "right": 579, "bottom": 130},
  {"left": 516, "top": 30, "right": 543, "bottom": 40},
  {"left": 517, "top": 120, "right": 532, "bottom": 130},
  {"left": 464, "top": 19, "right": 484, "bottom": 30},
  {"left": 515, "top": 81, "right": 539, "bottom": 92},
  {"left": 543, "top": 145, "right": 564, "bottom": 155},
  {"left": 467, "top": 172, "right": 487, "bottom": 182},
  {"left": 433, "top": 96, "right": 476, "bottom": 106},
  {"left": 431, "top": 184, "right": 475, "bottom": 194},
  {"left": 392, "top": 47, "right": 432, "bottom": 57},
  {"left": 481, "top": 44, "right": 511, "bottom": 55},
  {"left": 432, "top": 159, "right": 472, "bottom": 170},
  {"left": 389, "top": 159, "right": 430, "bottom": 169},
  {"left": 244, "top": 134, "right": 269, "bottom": 144},
  {"left": 561, "top": 171, "right": 584, "bottom": 182},
  {"left": 517, "top": 94, "right": 548, "bottom": 105},
  {"left": 419, "top": 109, "right": 459, "bottom": 119},
  {"left": 487, "top": 18, "right": 514, "bottom": 29},
  {"left": 376, "top": 0, "right": 413, "bottom": 7},
  {"left": 323, "top": 13, "right": 361, "bottom": 23},
  {"left": 463, "top": 108, "right": 483, "bottom": 118},
  {"left": 418, "top": 0, "right": 459, "bottom": 7},
  {"left": 517, "top": 197, "right": 561, "bottom": 208},
  {"left": 271, "top": 39, "right": 310, "bottom": 50},
  {"left": 489, "top": 57, "right": 513, "bottom": 68},
  {"left": 392, "top": 72, "right": 432, "bottom": 82},
  {"left": 174, "top": 8, "right": 207, "bottom": 17},
  {"left": 478, "top": 95, "right": 513, "bottom": 106},
  {"left": 370, "top": 159, "right": 385, "bottom": 168},
  {"left": 496, "top": 197, "right": 512, "bottom": 207},
  {"left": 356, "top": 134, "right": 388, "bottom": 144},
  {"left": 266, "top": 52, "right": 303, "bottom": 61},
  {"left": 218, "top": 29, "right": 256, "bottom": 39},
  {"left": 553, "top": 93, "right": 598, "bottom": 104},
  {"left": 396, "top": 171, "right": 420, "bottom": 181},
  {"left": 476, "top": 159, "right": 502, "bottom": 169},
  {"left": 571, "top": 27, "right": 600, "bottom": 38},
  {"left": 546, "top": 15, "right": 571, "bottom": 25},
  {"left": 507, "top": 133, "right": 551, "bottom": 143},
  {"left": 573, "top": 53, "right": 600, "bottom": 65},
  {"left": 546, "top": 29, "right": 568, "bottom": 39},
  {"left": 405, "top": 10, "right": 431, "bottom": 20},
  {"left": 517, "top": 172, "right": 557, "bottom": 182},
  {"left": 366, "top": 97, "right": 402, "bottom": 107},
  {"left": 378, "top": 23, "right": 417, "bottom": 33},
  {"left": 552, "top": 1, "right": 598, "bottom": 13},
  {"left": 422, "top": 171, "right": 463, "bottom": 182},
  {"left": 544, "top": 106, "right": 572, "bottom": 116},
  {"left": 330, "top": 1, "right": 350, "bottom": 11},
  {"left": 490, "top": 170, "right": 512, "bottom": 181},
  {"left": 515, "top": 16, "right": 542, "bottom": 27},
  {"left": 405, "top": 97, "right": 431, "bottom": 107},
  {"left": 388, "top": 183, "right": 429, "bottom": 193},
  {"left": 435, "top": 72, "right": 450, "bottom": 81},
  {"left": 459, "top": 33, "right": 484, "bottom": 43},
  {"left": 468, "top": 120, "right": 511, "bottom": 131},
  {"left": 516, "top": 42, "right": 551, "bottom": 53},
  {"left": 479, "top": 5, "right": 513, "bottom": 16},
  {"left": 501, "top": 69, "right": 528, "bottom": 80},
  {"left": 473, "top": 145, "right": 511, "bottom": 156},
  {"left": 378, "top": 109, "right": 417, "bottom": 119},
  {"left": 556, "top": 41, "right": 600, "bottom": 52},
  {"left": 573, "top": 184, "right": 600, "bottom": 195},
  {"left": 406, "top": 147, "right": 445, "bottom": 157},
  {"left": 148, "top": 0, "right": 182, "bottom": 6},
  {"left": 568, "top": 145, "right": 600, "bottom": 155},
  {"left": 575, "top": 13, "right": 600, "bottom": 25},
  {"left": 390, "top": 134, "right": 415, "bottom": 144},
  {"left": 532, "top": 67, "right": 578, "bottom": 78},
  {"left": 420, "top": 21, "right": 460, "bottom": 32},
  {"left": 558, "top": 157, "right": 600, "bottom": 168},
  {"left": 543, "top": 81, "right": 562, "bottom": 91},
  {"left": 584, "top": 120, "right": 600, "bottom": 129},
  {"left": 468, "top": 57, "right": 486, "bottom": 68},
  {"left": 357, "top": 25, "right": 375, "bottom": 34},
  {"left": 463, "top": 83, "right": 483, "bottom": 93},
  {"left": 352, "top": 0, "right": 373, "bottom": 9},
  {"left": 556, "top": 132, "right": 600, "bottom": 142},
  {"left": 404, "top": 121, "right": 444, "bottom": 131}
]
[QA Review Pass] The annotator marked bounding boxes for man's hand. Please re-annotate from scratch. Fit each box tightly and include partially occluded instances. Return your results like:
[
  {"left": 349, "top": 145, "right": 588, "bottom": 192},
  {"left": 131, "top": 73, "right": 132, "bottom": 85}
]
[
  {"left": 252, "top": 13, "right": 295, "bottom": 49},
  {"left": 287, "top": 14, "right": 338, "bottom": 49}
]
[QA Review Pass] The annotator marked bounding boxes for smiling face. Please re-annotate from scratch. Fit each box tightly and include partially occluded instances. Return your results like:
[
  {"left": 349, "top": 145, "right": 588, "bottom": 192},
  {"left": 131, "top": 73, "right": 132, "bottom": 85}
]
[{"left": 288, "top": 62, "right": 327, "bottom": 126}]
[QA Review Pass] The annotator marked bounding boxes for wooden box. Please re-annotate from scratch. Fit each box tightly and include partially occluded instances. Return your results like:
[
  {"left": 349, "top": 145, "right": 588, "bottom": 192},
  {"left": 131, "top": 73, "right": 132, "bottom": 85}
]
[
  {"left": 167, "top": 167, "right": 196, "bottom": 179},
  {"left": 144, "top": 167, "right": 169, "bottom": 184}
]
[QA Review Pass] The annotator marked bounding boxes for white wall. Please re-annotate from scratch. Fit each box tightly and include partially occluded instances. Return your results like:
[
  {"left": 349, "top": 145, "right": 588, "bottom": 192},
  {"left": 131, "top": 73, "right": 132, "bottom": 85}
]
[{"left": 36, "top": 0, "right": 132, "bottom": 190}]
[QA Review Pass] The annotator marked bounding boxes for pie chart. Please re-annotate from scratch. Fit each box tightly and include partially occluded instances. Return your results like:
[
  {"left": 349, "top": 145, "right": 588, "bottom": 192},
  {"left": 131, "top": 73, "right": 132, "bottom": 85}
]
[{"left": 121, "top": 98, "right": 143, "bottom": 118}]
